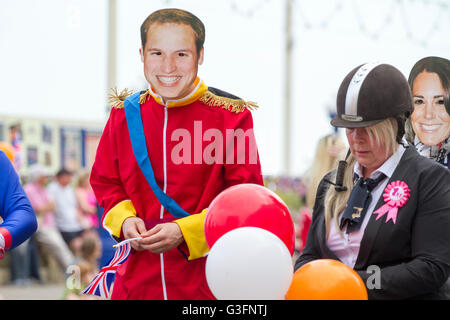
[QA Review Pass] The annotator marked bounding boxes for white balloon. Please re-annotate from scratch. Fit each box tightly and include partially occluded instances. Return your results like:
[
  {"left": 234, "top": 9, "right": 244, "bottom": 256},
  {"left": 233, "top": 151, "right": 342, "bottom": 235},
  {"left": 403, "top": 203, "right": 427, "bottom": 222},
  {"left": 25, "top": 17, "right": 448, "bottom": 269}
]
[{"left": 205, "top": 227, "right": 294, "bottom": 300}]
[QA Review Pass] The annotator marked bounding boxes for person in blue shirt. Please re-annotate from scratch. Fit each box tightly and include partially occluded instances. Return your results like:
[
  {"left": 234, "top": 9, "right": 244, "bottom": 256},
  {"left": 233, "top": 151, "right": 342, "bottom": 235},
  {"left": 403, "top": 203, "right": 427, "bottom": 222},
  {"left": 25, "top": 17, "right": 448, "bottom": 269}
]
[{"left": 0, "top": 150, "right": 37, "bottom": 258}]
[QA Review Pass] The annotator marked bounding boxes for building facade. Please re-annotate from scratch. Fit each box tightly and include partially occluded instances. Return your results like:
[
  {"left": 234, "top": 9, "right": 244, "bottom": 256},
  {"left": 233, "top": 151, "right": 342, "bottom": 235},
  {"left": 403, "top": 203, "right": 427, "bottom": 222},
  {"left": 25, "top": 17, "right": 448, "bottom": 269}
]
[{"left": 0, "top": 114, "right": 104, "bottom": 177}]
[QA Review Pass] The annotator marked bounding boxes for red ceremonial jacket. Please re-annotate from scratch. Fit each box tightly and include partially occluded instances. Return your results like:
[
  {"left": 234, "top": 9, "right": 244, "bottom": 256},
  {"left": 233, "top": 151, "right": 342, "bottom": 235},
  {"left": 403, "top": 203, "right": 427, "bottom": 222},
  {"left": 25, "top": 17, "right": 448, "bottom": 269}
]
[{"left": 90, "top": 78, "right": 263, "bottom": 299}]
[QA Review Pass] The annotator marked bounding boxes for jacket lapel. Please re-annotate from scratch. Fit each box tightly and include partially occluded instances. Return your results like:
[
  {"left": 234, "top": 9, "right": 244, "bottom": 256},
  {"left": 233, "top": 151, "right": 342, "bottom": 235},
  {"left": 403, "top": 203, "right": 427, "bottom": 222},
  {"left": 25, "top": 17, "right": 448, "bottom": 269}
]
[
  {"left": 354, "top": 145, "right": 416, "bottom": 269},
  {"left": 317, "top": 209, "right": 340, "bottom": 260}
]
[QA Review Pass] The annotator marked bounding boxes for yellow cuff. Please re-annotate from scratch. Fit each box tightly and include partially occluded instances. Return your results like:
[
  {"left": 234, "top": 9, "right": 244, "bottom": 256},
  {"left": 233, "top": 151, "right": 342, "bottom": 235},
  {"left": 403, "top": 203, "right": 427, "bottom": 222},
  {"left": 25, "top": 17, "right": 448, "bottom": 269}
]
[
  {"left": 175, "top": 209, "right": 209, "bottom": 260},
  {"left": 102, "top": 200, "right": 137, "bottom": 238}
]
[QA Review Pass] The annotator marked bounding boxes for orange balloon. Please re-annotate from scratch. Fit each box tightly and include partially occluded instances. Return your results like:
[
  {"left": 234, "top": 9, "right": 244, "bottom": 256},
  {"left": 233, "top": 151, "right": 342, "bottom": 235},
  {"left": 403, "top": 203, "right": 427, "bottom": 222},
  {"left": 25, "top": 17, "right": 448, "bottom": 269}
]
[
  {"left": 286, "top": 259, "right": 368, "bottom": 300},
  {"left": 0, "top": 142, "right": 15, "bottom": 163}
]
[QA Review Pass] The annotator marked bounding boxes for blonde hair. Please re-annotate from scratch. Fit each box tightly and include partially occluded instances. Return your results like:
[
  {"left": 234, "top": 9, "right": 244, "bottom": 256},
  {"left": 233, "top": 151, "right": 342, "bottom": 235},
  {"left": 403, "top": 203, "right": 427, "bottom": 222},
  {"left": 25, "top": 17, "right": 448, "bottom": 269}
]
[
  {"left": 324, "top": 118, "right": 398, "bottom": 236},
  {"left": 76, "top": 170, "right": 91, "bottom": 188},
  {"left": 304, "top": 135, "right": 345, "bottom": 209}
]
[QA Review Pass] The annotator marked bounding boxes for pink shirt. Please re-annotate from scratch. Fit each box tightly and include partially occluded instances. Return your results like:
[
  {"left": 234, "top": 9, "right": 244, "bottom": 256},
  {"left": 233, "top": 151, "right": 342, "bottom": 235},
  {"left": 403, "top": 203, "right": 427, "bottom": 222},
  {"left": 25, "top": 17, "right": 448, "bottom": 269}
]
[
  {"left": 75, "top": 186, "right": 99, "bottom": 228},
  {"left": 24, "top": 182, "right": 55, "bottom": 228},
  {"left": 326, "top": 144, "right": 406, "bottom": 268}
]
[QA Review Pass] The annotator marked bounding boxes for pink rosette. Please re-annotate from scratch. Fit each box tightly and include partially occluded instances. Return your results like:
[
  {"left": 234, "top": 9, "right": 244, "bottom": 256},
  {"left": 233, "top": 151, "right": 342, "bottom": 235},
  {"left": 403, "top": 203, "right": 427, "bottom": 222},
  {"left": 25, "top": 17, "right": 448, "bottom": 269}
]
[{"left": 373, "top": 180, "right": 410, "bottom": 224}]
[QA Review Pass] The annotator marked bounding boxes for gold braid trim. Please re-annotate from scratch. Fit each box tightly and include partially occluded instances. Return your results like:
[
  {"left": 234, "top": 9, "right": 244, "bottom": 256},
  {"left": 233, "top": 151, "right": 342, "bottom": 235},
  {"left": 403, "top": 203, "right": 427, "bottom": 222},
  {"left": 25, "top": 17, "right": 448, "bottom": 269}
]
[
  {"left": 108, "top": 88, "right": 150, "bottom": 109},
  {"left": 108, "top": 87, "right": 133, "bottom": 109},
  {"left": 139, "top": 90, "right": 150, "bottom": 104},
  {"left": 199, "top": 91, "right": 259, "bottom": 114}
]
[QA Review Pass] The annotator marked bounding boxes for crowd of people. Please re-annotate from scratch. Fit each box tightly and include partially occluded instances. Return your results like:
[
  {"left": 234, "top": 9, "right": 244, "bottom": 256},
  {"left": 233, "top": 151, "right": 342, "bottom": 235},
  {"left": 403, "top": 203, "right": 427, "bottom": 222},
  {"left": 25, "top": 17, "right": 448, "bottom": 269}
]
[{"left": 3, "top": 165, "right": 105, "bottom": 299}]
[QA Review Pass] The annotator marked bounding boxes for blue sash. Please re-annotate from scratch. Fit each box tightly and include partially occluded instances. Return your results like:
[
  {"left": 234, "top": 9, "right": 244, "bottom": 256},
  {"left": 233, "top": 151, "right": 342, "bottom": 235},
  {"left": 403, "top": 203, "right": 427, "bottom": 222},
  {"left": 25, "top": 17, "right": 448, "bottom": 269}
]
[{"left": 123, "top": 92, "right": 190, "bottom": 218}]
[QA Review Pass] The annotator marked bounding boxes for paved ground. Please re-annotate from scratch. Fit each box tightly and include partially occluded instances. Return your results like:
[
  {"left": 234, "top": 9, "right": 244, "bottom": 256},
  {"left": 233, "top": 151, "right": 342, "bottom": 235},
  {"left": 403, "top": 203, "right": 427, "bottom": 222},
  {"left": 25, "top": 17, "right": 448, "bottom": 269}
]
[{"left": 0, "top": 283, "right": 65, "bottom": 300}]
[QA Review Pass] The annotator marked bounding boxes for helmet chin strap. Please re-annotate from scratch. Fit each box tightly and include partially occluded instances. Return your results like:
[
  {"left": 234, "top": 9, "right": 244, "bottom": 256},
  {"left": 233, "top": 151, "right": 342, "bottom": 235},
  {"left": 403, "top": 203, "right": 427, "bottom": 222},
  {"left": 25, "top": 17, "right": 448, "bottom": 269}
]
[{"left": 324, "top": 149, "right": 351, "bottom": 192}]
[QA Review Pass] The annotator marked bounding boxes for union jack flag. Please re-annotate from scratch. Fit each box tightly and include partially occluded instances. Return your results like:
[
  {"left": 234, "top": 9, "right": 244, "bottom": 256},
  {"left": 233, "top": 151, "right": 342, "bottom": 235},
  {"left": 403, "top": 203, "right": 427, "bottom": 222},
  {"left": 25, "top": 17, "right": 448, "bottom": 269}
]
[{"left": 81, "top": 242, "right": 131, "bottom": 299}]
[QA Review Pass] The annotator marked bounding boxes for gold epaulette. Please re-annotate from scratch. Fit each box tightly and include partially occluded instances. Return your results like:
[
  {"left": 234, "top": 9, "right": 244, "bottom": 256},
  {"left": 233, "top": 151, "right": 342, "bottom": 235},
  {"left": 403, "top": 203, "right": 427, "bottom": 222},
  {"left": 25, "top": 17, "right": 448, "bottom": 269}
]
[
  {"left": 199, "top": 91, "right": 259, "bottom": 114},
  {"left": 108, "top": 88, "right": 150, "bottom": 109}
]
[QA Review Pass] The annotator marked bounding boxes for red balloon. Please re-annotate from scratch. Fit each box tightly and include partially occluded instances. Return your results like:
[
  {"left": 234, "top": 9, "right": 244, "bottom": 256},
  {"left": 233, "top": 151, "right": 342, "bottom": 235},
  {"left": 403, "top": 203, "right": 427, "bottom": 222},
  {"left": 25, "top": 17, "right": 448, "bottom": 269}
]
[{"left": 204, "top": 183, "right": 295, "bottom": 255}]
